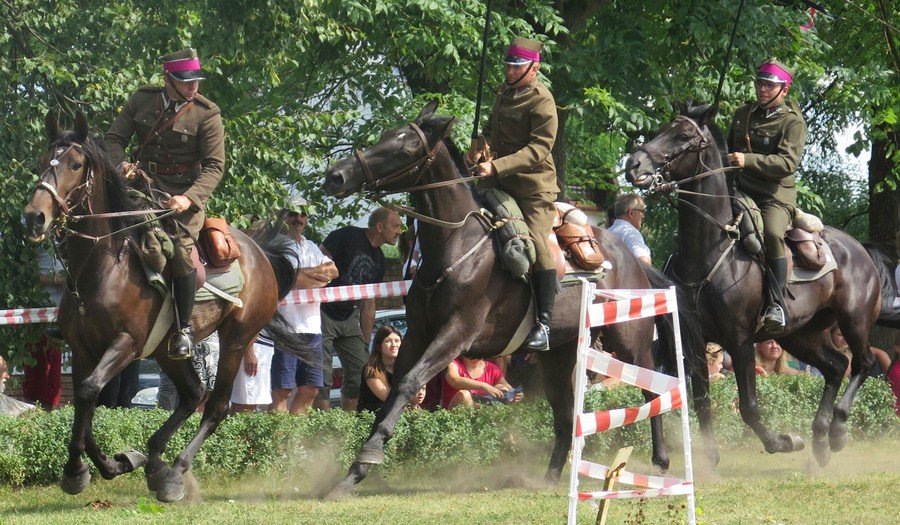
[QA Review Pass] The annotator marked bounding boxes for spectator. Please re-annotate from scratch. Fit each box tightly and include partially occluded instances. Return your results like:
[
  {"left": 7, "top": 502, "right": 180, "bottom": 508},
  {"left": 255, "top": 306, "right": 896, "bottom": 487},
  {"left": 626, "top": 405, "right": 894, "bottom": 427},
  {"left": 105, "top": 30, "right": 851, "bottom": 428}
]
[
  {"left": 230, "top": 334, "right": 275, "bottom": 413},
  {"left": 315, "top": 207, "right": 402, "bottom": 412},
  {"left": 357, "top": 326, "right": 403, "bottom": 414},
  {"left": 0, "top": 355, "right": 35, "bottom": 416},
  {"left": 97, "top": 360, "right": 141, "bottom": 409},
  {"left": 828, "top": 325, "right": 893, "bottom": 380},
  {"left": 442, "top": 356, "right": 524, "bottom": 408},
  {"left": 399, "top": 219, "right": 421, "bottom": 280},
  {"left": 270, "top": 196, "right": 337, "bottom": 415},
  {"left": 409, "top": 385, "right": 428, "bottom": 410},
  {"left": 707, "top": 342, "right": 726, "bottom": 381},
  {"left": 157, "top": 334, "right": 219, "bottom": 411},
  {"left": 22, "top": 247, "right": 64, "bottom": 410},
  {"left": 754, "top": 339, "right": 800, "bottom": 376},
  {"left": 607, "top": 193, "right": 652, "bottom": 265}
]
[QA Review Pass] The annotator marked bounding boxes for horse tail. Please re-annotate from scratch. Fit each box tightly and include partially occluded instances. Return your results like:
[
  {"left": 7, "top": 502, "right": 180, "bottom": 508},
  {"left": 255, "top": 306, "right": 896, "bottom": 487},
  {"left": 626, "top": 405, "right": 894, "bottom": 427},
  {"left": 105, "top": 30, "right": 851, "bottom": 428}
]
[
  {"left": 250, "top": 224, "right": 320, "bottom": 366},
  {"left": 864, "top": 244, "right": 900, "bottom": 329},
  {"left": 642, "top": 263, "right": 705, "bottom": 377}
]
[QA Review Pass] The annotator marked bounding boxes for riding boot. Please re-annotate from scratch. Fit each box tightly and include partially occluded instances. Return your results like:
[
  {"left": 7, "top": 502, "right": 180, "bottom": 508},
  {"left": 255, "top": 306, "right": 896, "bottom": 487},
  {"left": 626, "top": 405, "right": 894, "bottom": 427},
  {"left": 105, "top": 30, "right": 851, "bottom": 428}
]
[
  {"left": 523, "top": 269, "right": 558, "bottom": 352},
  {"left": 762, "top": 257, "right": 788, "bottom": 333},
  {"left": 169, "top": 269, "right": 197, "bottom": 360}
]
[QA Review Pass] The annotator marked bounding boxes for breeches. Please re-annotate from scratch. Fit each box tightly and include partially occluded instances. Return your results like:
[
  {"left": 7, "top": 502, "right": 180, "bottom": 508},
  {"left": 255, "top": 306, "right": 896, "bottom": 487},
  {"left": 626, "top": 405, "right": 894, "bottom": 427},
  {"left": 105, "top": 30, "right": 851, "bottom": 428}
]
[
  {"left": 170, "top": 209, "right": 203, "bottom": 278},
  {"left": 758, "top": 199, "right": 794, "bottom": 260},
  {"left": 517, "top": 192, "right": 557, "bottom": 271}
]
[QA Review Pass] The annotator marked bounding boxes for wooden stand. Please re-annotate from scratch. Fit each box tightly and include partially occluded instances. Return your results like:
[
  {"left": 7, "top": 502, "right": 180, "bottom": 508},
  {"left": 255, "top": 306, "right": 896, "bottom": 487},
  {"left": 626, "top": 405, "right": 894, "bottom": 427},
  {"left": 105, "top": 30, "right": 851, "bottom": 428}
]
[{"left": 595, "top": 446, "right": 633, "bottom": 525}]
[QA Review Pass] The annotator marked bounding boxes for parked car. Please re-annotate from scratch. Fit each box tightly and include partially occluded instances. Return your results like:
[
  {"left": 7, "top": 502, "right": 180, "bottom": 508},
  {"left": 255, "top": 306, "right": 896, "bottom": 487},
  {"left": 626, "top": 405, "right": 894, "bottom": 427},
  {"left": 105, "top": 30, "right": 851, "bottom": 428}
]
[{"left": 131, "top": 308, "right": 409, "bottom": 409}]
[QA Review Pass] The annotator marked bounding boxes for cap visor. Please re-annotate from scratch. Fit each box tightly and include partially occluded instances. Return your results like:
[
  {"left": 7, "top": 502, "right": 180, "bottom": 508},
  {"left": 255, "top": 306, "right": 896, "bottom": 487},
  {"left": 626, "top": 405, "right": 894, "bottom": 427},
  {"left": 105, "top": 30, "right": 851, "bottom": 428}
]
[
  {"left": 503, "top": 55, "right": 531, "bottom": 65},
  {"left": 168, "top": 71, "right": 205, "bottom": 81},
  {"left": 756, "top": 73, "right": 786, "bottom": 84}
]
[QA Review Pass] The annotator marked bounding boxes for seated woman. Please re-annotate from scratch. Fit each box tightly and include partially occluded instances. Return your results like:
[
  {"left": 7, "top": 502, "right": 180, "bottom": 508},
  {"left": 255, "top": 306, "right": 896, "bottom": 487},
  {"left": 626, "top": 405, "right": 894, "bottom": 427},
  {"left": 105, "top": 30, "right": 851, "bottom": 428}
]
[
  {"left": 706, "top": 342, "right": 726, "bottom": 381},
  {"left": 754, "top": 339, "right": 800, "bottom": 376},
  {"left": 357, "top": 326, "right": 402, "bottom": 414},
  {"left": 441, "top": 355, "right": 523, "bottom": 409}
]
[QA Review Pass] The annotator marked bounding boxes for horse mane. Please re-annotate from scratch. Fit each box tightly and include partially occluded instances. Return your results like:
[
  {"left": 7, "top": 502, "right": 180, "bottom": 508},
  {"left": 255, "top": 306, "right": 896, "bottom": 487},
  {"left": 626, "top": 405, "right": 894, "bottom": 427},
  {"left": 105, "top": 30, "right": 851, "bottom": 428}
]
[
  {"left": 441, "top": 136, "right": 469, "bottom": 177},
  {"left": 53, "top": 130, "right": 137, "bottom": 216}
]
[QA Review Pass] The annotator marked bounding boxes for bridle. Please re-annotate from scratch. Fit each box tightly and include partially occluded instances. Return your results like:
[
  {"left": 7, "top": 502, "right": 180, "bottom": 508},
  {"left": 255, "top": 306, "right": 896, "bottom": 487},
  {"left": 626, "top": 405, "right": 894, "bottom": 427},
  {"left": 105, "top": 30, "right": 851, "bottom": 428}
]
[
  {"left": 634, "top": 116, "right": 712, "bottom": 189},
  {"left": 34, "top": 142, "right": 95, "bottom": 217},
  {"left": 355, "top": 122, "right": 448, "bottom": 194}
]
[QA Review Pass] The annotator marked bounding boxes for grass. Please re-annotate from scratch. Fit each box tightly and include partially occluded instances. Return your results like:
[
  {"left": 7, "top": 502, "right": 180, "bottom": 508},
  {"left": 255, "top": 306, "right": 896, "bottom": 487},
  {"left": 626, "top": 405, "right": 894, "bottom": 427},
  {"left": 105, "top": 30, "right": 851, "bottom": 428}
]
[{"left": 0, "top": 437, "right": 898, "bottom": 524}]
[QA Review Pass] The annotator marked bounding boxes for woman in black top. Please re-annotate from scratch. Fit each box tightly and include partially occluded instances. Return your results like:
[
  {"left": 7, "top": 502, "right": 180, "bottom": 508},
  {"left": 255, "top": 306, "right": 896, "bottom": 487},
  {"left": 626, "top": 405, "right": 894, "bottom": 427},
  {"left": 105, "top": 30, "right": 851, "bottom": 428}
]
[{"left": 357, "top": 326, "right": 402, "bottom": 414}]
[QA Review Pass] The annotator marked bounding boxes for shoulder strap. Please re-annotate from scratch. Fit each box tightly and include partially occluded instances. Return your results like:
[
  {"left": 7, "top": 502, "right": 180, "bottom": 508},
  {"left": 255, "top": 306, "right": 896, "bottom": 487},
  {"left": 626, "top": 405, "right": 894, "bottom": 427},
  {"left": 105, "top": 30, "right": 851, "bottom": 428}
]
[
  {"left": 132, "top": 96, "right": 195, "bottom": 161},
  {"left": 742, "top": 104, "right": 756, "bottom": 154}
]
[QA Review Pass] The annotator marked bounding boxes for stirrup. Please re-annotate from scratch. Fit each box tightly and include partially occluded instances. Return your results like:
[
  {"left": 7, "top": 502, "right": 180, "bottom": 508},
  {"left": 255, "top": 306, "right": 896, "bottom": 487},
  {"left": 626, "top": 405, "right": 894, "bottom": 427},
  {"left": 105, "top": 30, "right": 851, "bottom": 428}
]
[
  {"left": 761, "top": 305, "right": 786, "bottom": 333},
  {"left": 169, "top": 328, "right": 193, "bottom": 360},
  {"left": 523, "top": 322, "right": 550, "bottom": 352}
]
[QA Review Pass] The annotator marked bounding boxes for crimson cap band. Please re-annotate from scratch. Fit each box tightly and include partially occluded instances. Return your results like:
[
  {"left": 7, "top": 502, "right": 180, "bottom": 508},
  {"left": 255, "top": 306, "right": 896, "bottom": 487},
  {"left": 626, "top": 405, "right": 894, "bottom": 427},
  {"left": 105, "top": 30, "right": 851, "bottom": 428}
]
[
  {"left": 160, "top": 48, "right": 205, "bottom": 82},
  {"left": 504, "top": 37, "right": 543, "bottom": 65},
  {"left": 756, "top": 58, "right": 793, "bottom": 86}
]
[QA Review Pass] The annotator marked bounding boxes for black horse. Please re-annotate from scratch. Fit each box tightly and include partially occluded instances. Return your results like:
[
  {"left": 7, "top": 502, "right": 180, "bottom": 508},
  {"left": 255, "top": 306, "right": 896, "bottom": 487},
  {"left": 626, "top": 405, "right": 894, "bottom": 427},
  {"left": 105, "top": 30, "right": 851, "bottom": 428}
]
[
  {"left": 22, "top": 113, "right": 315, "bottom": 502},
  {"left": 626, "top": 104, "right": 899, "bottom": 466},
  {"left": 322, "top": 101, "right": 708, "bottom": 497}
]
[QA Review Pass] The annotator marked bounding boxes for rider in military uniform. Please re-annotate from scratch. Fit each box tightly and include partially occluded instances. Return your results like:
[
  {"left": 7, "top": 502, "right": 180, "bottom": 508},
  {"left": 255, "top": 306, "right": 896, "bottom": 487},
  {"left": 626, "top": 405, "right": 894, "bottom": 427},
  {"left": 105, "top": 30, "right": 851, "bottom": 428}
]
[
  {"left": 726, "top": 59, "right": 807, "bottom": 333},
  {"left": 471, "top": 37, "right": 559, "bottom": 352},
  {"left": 105, "top": 48, "right": 226, "bottom": 360}
]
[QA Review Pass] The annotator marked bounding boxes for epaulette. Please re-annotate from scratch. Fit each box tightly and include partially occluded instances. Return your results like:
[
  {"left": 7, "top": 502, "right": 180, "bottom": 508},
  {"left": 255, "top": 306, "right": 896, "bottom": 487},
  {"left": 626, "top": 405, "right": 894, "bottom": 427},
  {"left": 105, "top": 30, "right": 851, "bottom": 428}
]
[
  {"left": 137, "top": 84, "right": 164, "bottom": 93},
  {"left": 192, "top": 93, "right": 218, "bottom": 110}
]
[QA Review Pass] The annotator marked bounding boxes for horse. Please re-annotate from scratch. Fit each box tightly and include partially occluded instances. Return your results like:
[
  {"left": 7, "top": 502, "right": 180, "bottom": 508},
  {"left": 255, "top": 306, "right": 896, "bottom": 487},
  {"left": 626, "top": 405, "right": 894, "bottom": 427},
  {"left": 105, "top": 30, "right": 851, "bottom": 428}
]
[
  {"left": 625, "top": 104, "right": 900, "bottom": 466},
  {"left": 22, "top": 113, "right": 315, "bottom": 502},
  {"left": 321, "top": 101, "right": 709, "bottom": 498}
]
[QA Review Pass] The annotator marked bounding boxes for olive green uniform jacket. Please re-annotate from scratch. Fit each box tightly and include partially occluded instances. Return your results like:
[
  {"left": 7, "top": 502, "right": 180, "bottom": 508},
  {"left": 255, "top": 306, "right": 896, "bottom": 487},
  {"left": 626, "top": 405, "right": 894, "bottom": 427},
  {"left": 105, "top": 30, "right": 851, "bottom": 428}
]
[
  {"left": 105, "top": 85, "right": 225, "bottom": 274},
  {"left": 483, "top": 78, "right": 559, "bottom": 270},
  {"left": 726, "top": 100, "right": 807, "bottom": 259}
]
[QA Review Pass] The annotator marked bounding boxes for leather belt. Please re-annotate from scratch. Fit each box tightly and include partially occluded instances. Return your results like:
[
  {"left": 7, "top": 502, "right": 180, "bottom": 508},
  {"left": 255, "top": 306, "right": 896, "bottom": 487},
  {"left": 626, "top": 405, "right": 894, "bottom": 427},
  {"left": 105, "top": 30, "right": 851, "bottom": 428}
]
[{"left": 145, "top": 161, "right": 201, "bottom": 175}]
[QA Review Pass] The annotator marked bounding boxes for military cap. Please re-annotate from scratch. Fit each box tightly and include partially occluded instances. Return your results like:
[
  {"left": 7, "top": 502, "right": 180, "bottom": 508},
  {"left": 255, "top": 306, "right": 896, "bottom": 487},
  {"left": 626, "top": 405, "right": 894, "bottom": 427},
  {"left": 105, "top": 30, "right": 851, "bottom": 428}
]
[
  {"left": 504, "top": 37, "right": 543, "bottom": 65},
  {"left": 160, "top": 48, "right": 205, "bottom": 82},
  {"left": 756, "top": 58, "right": 794, "bottom": 86}
]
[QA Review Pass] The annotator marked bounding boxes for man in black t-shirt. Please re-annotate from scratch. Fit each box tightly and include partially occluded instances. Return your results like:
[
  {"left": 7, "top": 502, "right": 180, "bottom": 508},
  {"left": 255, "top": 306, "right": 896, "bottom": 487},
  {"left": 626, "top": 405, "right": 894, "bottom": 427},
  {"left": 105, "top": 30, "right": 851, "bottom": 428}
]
[{"left": 315, "top": 207, "right": 403, "bottom": 411}]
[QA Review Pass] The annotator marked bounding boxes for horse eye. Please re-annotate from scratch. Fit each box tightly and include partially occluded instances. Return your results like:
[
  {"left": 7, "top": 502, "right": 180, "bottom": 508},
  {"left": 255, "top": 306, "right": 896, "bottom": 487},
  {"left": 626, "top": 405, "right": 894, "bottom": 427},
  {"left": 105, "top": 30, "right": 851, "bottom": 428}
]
[{"left": 71, "top": 162, "right": 82, "bottom": 170}]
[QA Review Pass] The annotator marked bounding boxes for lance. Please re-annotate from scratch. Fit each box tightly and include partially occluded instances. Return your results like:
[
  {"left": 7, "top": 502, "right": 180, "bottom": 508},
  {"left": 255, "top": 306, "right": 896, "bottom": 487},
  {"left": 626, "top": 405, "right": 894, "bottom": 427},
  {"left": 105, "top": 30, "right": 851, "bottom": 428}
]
[
  {"left": 713, "top": 0, "right": 748, "bottom": 111},
  {"left": 471, "top": 0, "right": 494, "bottom": 147}
]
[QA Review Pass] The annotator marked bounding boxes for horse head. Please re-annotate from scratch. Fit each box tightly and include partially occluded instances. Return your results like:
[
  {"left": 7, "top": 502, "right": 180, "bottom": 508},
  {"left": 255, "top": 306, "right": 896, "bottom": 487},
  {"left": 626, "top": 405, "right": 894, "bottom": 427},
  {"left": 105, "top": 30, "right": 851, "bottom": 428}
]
[
  {"left": 23, "top": 111, "right": 99, "bottom": 242},
  {"left": 323, "top": 100, "right": 456, "bottom": 198},
  {"left": 625, "top": 103, "right": 717, "bottom": 189}
]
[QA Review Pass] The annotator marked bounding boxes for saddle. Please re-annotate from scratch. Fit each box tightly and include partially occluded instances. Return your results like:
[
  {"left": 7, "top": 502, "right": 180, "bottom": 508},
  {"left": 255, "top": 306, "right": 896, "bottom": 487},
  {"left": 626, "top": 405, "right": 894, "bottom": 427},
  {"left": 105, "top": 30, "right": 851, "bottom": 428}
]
[{"left": 474, "top": 188, "right": 607, "bottom": 281}]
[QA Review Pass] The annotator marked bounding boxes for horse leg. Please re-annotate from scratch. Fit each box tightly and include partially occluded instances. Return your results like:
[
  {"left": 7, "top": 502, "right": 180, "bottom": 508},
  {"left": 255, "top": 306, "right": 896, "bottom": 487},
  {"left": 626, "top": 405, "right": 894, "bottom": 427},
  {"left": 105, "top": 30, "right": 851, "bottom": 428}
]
[
  {"left": 155, "top": 333, "right": 247, "bottom": 503},
  {"left": 690, "top": 365, "right": 719, "bottom": 467},
  {"left": 145, "top": 355, "right": 205, "bottom": 492},
  {"left": 325, "top": 323, "right": 476, "bottom": 500},
  {"left": 828, "top": 320, "right": 875, "bottom": 454},
  {"left": 62, "top": 334, "right": 138, "bottom": 493},
  {"left": 538, "top": 339, "right": 578, "bottom": 483},
  {"left": 729, "top": 341, "right": 803, "bottom": 455}
]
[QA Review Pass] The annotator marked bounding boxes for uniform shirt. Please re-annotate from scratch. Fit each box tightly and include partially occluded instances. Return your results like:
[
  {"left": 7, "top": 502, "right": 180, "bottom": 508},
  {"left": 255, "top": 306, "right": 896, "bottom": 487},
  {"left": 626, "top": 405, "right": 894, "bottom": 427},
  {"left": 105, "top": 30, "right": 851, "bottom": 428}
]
[
  {"left": 105, "top": 86, "right": 226, "bottom": 212},
  {"left": 483, "top": 78, "right": 559, "bottom": 199},
  {"left": 726, "top": 100, "right": 807, "bottom": 206},
  {"left": 277, "top": 237, "right": 332, "bottom": 334},
  {"left": 321, "top": 226, "right": 386, "bottom": 322},
  {"left": 607, "top": 219, "right": 651, "bottom": 262}
]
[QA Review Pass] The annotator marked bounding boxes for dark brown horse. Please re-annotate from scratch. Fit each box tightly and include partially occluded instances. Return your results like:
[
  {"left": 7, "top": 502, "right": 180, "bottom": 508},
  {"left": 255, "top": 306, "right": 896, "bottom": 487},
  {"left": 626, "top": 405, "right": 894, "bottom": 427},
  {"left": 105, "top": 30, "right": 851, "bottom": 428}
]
[
  {"left": 626, "top": 104, "right": 899, "bottom": 466},
  {"left": 22, "top": 113, "right": 313, "bottom": 502},
  {"left": 322, "top": 101, "right": 708, "bottom": 498}
]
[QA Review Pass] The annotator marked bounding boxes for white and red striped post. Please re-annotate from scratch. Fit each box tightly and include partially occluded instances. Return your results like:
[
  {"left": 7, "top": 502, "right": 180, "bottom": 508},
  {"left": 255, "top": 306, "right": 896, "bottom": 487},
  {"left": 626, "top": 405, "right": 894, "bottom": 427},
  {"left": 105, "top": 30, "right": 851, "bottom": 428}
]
[{"left": 567, "top": 280, "right": 695, "bottom": 524}]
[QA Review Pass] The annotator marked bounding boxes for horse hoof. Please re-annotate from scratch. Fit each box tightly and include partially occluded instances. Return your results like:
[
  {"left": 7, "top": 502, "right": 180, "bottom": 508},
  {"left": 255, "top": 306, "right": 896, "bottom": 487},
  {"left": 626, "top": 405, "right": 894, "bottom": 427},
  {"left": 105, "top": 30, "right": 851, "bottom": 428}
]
[
  {"left": 813, "top": 440, "right": 832, "bottom": 467},
  {"left": 115, "top": 450, "right": 148, "bottom": 472},
  {"left": 146, "top": 465, "right": 170, "bottom": 493},
  {"left": 357, "top": 448, "right": 385, "bottom": 465},
  {"left": 60, "top": 467, "right": 91, "bottom": 495},
  {"left": 323, "top": 478, "right": 355, "bottom": 501},
  {"left": 829, "top": 428, "right": 848, "bottom": 452},
  {"left": 156, "top": 473, "right": 185, "bottom": 503},
  {"left": 652, "top": 455, "right": 670, "bottom": 473},
  {"left": 781, "top": 434, "right": 805, "bottom": 452}
]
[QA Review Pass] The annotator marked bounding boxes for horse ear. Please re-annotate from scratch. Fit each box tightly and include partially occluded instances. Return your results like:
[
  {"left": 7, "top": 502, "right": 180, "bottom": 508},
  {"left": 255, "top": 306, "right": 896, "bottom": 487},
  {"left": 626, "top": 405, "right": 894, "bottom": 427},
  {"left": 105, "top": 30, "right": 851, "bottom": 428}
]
[
  {"left": 695, "top": 103, "right": 714, "bottom": 127},
  {"left": 701, "top": 103, "right": 719, "bottom": 127},
  {"left": 427, "top": 116, "right": 456, "bottom": 147},
  {"left": 415, "top": 100, "right": 440, "bottom": 124},
  {"left": 74, "top": 113, "right": 88, "bottom": 143},
  {"left": 45, "top": 110, "right": 59, "bottom": 143}
]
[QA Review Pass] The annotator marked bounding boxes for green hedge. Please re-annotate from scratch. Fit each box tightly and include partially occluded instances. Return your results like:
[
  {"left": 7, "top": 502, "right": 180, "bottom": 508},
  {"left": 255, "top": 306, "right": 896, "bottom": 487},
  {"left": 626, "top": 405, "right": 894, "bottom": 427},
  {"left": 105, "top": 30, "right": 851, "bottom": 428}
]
[{"left": 0, "top": 375, "right": 896, "bottom": 486}]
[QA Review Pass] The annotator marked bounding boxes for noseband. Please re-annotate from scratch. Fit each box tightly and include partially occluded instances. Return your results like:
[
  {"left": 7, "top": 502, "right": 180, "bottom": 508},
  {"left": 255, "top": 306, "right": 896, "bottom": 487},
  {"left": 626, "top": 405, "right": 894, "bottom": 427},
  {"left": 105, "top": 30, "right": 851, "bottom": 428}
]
[
  {"left": 354, "top": 122, "right": 448, "bottom": 193},
  {"left": 34, "top": 142, "right": 95, "bottom": 217}
]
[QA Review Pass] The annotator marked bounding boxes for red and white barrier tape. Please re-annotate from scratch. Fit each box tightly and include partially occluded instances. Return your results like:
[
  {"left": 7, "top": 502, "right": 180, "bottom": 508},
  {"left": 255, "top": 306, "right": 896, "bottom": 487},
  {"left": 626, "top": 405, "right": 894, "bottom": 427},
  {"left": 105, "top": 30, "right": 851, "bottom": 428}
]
[
  {"left": 585, "top": 349, "right": 678, "bottom": 395},
  {"left": 575, "top": 385, "right": 681, "bottom": 436},
  {"left": 577, "top": 460, "right": 686, "bottom": 489},
  {"left": 577, "top": 483, "right": 693, "bottom": 501},
  {"left": 588, "top": 291, "right": 674, "bottom": 327},
  {"left": 0, "top": 280, "right": 414, "bottom": 326}
]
